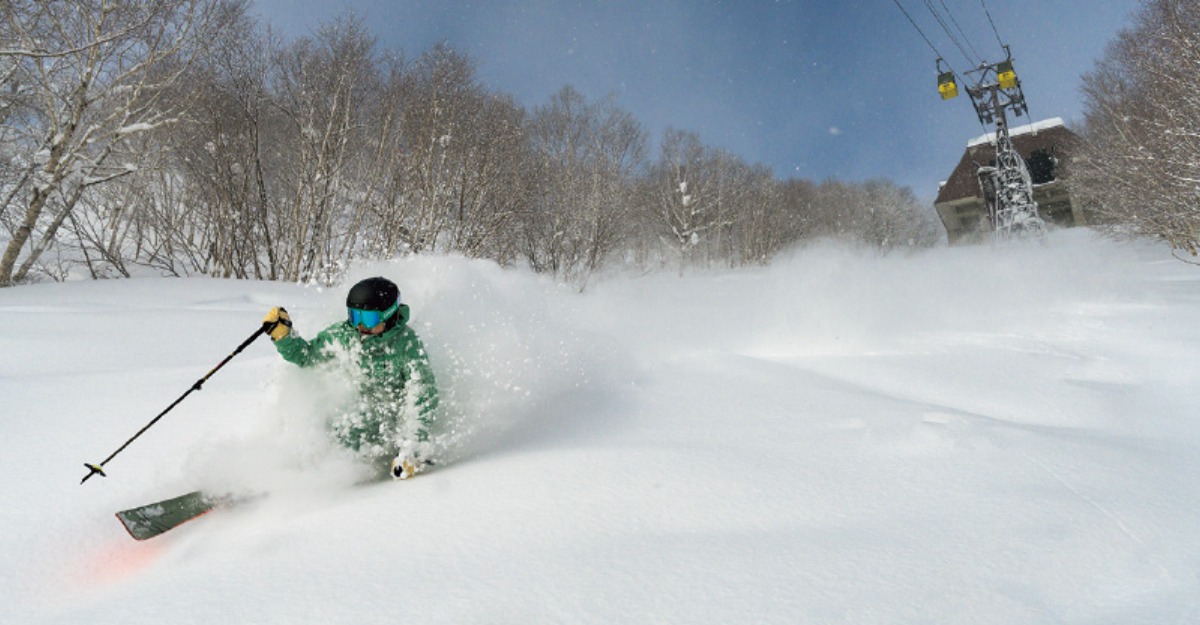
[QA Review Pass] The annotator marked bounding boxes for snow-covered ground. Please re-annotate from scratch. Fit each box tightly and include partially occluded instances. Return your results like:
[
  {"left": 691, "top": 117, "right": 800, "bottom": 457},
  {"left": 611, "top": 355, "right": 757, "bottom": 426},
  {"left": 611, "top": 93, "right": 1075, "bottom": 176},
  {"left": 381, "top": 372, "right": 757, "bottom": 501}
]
[{"left": 2, "top": 231, "right": 1197, "bottom": 624}]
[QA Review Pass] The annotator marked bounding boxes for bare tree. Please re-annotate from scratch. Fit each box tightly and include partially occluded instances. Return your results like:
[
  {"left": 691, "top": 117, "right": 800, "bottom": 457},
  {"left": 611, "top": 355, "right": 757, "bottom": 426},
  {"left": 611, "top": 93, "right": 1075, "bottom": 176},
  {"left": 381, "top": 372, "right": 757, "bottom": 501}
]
[
  {"left": 64, "top": 130, "right": 165, "bottom": 279},
  {"left": 771, "top": 177, "right": 820, "bottom": 251},
  {"left": 1070, "top": 0, "right": 1200, "bottom": 258},
  {"left": 269, "top": 16, "right": 379, "bottom": 282},
  {"left": 855, "top": 179, "right": 941, "bottom": 251},
  {"left": 807, "top": 179, "right": 939, "bottom": 251},
  {"left": 725, "top": 164, "right": 789, "bottom": 266},
  {"left": 156, "top": 7, "right": 281, "bottom": 279},
  {"left": 0, "top": 6, "right": 945, "bottom": 287},
  {"left": 640, "top": 129, "right": 736, "bottom": 272},
  {"left": 0, "top": 0, "right": 235, "bottom": 286},
  {"left": 524, "top": 86, "right": 645, "bottom": 285},
  {"left": 389, "top": 43, "right": 478, "bottom": 255},
  {"left": 441, "top": 90, "right": 530, "bottom": 262}
]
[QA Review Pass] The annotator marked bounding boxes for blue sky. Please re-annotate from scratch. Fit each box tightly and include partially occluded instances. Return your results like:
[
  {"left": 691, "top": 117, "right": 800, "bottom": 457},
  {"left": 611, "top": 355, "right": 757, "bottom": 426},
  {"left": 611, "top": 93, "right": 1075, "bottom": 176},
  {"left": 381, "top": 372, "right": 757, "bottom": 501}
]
[{"left": 250, "top": 0, "right": 1140, "bottom": 201}]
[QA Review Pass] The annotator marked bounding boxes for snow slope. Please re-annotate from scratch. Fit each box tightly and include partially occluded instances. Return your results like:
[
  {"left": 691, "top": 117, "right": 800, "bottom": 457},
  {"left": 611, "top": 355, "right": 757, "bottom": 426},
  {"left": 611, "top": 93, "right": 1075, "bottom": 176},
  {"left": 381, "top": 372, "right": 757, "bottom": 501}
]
[{"left": 2, "top": 231, "right": 1198, "bottom": 624}]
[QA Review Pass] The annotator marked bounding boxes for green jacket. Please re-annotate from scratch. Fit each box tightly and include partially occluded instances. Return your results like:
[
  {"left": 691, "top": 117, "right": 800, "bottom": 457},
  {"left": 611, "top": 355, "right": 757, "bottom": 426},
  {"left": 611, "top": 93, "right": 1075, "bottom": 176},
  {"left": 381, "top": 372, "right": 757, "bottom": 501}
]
[{"left": 273, "top": 304, "right": 438, "bottom": 459}]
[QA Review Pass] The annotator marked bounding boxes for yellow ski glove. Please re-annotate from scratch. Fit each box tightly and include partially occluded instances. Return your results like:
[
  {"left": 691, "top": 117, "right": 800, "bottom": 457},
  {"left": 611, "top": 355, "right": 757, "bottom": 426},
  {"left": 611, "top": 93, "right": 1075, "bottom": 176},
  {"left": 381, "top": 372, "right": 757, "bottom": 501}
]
[
  {"left": 391, "top": 455, "right": 425, "bottom": 480},
  {"left": 263, "top": 306, "right": 292, "bottom": 341}
]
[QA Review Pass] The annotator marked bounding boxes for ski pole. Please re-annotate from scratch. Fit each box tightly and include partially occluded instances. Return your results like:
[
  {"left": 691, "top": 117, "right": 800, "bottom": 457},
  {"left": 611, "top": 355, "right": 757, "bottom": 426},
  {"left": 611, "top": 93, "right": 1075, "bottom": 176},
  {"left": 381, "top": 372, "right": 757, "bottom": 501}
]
[{"left": 81, "top": 323, "right": 271, "bottom": 484}]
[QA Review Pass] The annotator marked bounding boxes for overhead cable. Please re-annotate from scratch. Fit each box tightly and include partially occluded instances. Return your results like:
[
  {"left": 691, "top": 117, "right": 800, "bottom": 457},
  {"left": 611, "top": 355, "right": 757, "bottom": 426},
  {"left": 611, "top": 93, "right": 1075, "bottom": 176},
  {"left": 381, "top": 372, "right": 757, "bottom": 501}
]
[
  {"left": 891, "top": 0, "right": 954, "bottom": 73},
  {"left": 979, "top": 0, "right": 1006, "bottom": 51},
  {"left": 939, "top": 0, "right": 983, "bottom": 66},
  {"left": 924, "top": 0, "right": 978, "bottom": 68}
]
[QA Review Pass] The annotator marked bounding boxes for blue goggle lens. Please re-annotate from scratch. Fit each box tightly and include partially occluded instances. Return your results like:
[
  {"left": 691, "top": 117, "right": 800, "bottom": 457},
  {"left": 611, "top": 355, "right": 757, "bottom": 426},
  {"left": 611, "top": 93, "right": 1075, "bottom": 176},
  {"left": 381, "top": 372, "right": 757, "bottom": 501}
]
[{"left": 348, "top": 301, "right": 399, "bottom": 328}]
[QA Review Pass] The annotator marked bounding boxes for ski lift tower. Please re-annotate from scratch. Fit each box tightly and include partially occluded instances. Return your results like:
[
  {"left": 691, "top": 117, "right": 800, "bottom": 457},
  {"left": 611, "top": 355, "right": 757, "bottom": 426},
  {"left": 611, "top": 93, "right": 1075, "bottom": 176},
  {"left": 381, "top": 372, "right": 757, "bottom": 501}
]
[{"left": 938, "top": 47, "right": 1045, "bottom": 240}]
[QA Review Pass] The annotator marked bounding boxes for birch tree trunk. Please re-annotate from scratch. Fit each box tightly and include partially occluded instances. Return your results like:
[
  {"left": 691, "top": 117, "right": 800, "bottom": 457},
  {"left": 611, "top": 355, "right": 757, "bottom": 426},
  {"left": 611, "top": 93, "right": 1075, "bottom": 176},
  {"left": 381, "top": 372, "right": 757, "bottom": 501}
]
[{"left": 0, "top": 0, "right": 231, "bottom": 286}]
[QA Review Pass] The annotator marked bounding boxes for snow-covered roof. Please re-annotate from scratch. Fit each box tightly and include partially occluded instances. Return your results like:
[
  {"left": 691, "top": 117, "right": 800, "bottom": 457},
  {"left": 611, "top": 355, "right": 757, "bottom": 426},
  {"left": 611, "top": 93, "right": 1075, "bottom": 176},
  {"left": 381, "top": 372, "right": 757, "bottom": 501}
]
[
  {"left": 967, "top": 117, "right": 1066, "bottom": 148},
  {"left": 935, "top": 119, "right": 1079, "bottom": 207}
]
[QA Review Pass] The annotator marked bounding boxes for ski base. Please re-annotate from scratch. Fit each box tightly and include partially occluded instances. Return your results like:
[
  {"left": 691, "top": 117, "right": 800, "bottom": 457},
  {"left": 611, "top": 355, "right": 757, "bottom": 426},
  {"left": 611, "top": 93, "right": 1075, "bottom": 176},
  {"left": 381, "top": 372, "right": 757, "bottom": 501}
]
[{"left": 115, "top": 490, "right": 219, "bottom": 541}]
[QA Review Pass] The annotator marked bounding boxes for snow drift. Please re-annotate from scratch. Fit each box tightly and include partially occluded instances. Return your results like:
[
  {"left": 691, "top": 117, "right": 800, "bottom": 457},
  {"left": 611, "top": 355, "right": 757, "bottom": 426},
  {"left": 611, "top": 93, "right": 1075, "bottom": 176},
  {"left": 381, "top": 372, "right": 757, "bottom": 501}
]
[{"left": 1, "top": 230, "right": 1197, "bottom": 624}]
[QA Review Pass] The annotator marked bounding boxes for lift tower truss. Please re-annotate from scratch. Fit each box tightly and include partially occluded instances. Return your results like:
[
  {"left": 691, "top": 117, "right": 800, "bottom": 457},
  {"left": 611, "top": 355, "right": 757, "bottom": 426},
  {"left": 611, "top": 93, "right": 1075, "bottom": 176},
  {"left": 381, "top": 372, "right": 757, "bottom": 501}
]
[{"left": 939, "top": 48, "right": 1045, "bottom": 240}]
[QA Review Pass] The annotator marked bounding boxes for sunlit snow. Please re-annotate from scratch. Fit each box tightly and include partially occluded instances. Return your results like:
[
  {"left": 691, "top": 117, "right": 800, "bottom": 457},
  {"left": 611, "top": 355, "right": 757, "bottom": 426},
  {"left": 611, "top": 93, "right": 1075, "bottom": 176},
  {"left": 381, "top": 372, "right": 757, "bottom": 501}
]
[{"left": 2, "top": 230, "right": 1197, "bottom": 624}]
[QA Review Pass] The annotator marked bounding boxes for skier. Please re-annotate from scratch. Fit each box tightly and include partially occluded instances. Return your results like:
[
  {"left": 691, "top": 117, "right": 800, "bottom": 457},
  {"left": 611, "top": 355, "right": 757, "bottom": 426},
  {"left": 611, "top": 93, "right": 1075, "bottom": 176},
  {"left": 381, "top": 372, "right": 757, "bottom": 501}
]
[{"left": 261, "top": 276, "right": 439, "bottom": 480}]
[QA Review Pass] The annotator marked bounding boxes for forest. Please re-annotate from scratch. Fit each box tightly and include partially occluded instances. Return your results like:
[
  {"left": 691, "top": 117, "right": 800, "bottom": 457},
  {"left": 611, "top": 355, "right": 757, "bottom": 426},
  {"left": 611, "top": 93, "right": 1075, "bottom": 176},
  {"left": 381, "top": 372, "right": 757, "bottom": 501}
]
[
  {"left": 0, "top": 0, "right": 957, "bottom": 288},
  {"left": 1, "top": 0, "right": 1195, "bottom": 288}
]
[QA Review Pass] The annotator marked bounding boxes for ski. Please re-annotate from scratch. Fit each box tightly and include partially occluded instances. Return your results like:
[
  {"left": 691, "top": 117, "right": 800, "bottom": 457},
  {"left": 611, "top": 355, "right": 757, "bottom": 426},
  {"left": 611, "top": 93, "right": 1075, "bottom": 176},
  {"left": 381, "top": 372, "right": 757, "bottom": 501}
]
[
  {"left": 115, "top": 490, "right": 241, "bottom": 541},
  {"left": 115, "top": 472, "right": 403, "bottom": 541}
]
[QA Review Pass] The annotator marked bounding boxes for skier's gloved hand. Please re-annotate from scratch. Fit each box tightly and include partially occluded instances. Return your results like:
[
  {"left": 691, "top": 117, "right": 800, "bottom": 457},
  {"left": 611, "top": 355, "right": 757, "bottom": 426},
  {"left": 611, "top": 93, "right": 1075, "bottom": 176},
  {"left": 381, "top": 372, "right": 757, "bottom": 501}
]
[
  {"left": 391, "top": 455, "right": 426, "bottom": 480},
  {"left": 263, "top": 306, "right": 292, "bottom": 341}
]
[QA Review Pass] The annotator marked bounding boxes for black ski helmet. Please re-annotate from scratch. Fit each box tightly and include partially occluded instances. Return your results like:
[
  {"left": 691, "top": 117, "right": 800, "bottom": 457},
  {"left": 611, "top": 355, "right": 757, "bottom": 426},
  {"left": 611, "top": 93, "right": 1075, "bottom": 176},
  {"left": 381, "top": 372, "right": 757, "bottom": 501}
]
[{"left": 346, "top": 276, "right": 401, "bottom": 329}]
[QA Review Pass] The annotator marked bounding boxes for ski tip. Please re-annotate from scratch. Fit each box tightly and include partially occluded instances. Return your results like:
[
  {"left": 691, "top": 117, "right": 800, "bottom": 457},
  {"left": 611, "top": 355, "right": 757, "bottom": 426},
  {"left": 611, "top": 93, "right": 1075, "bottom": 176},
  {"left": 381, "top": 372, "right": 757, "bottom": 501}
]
[{"left": 81, "top": 463, "right": 107, "bottom": 484}]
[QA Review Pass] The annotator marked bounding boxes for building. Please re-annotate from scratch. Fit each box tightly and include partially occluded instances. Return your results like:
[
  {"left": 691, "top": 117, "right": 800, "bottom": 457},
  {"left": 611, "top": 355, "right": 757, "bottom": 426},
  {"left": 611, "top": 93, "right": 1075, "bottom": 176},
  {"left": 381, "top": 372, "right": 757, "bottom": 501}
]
[{"left": 934, "top": 118, "right": 1082, "bottom": 245}]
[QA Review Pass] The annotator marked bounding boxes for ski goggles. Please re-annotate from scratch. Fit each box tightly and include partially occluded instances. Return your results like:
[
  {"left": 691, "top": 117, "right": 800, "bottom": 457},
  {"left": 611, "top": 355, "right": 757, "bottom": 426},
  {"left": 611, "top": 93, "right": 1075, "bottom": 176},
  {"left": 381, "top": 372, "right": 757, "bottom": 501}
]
[{"left": 347, "top": 301, "right": 400, "bottom": 328}]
